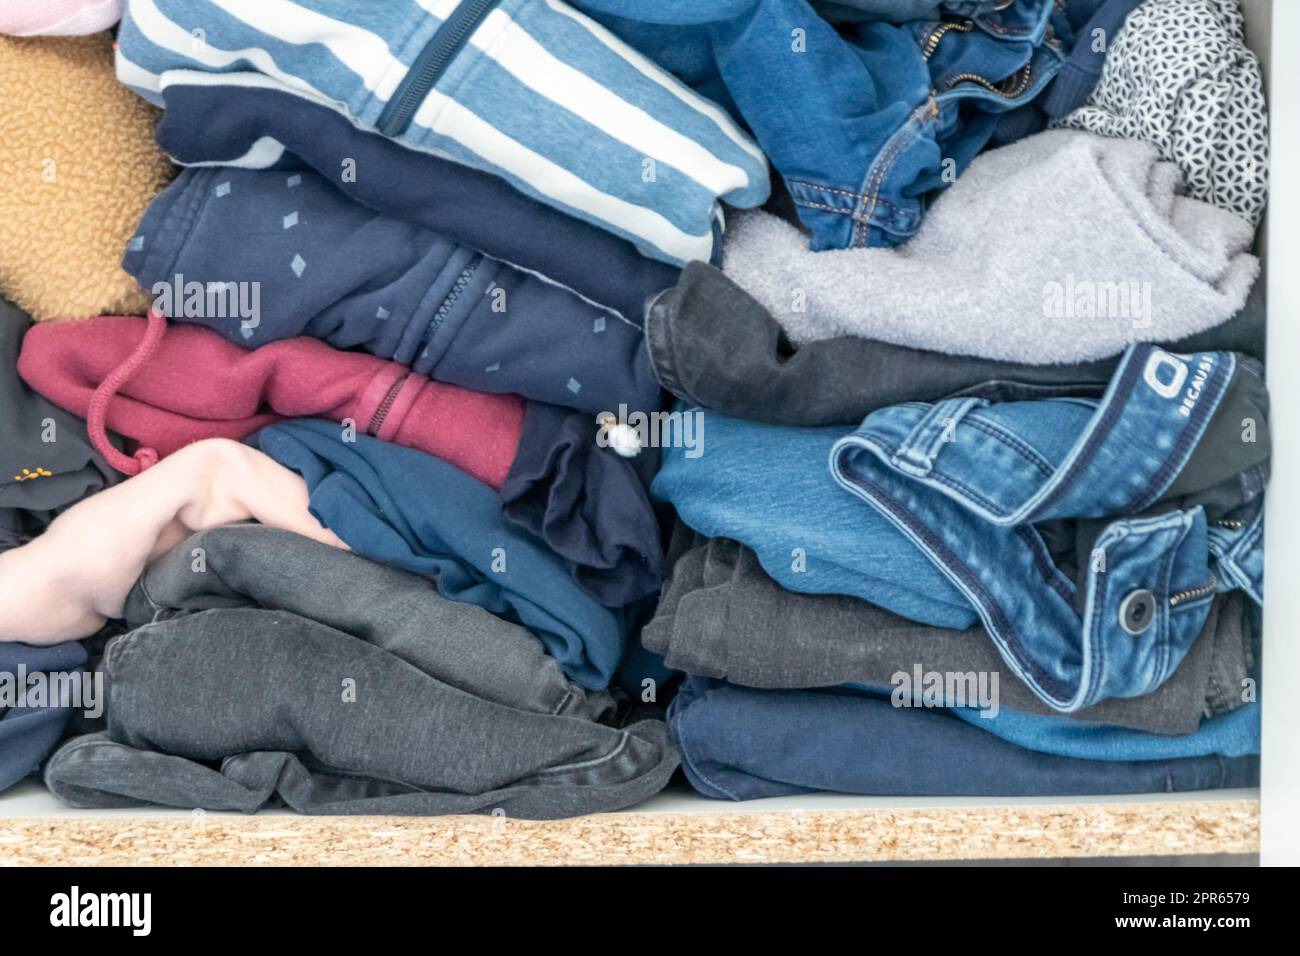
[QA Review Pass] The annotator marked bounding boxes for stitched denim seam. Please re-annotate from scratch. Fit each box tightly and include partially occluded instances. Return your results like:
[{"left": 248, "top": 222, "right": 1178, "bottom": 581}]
[
  {"left": 134, "top": 572, "right": 167, "bottom": 624},
  {"left": 1145, "top": 534, "right": 1178, "bottom": 696},
  {"left": 792, "top": 193, "right": 913, "bottom": 219},
  {"left": 871, "top": 434, "right": 1026, "bottom": 517},
  {"left": 860, "top": 106, "right": 924, "bottom": 238},
  {"left": 672, "top": 717, "right": 743, "bottom": 801},
  {"left": 918, "top": 468, "right": 1013, "bottom": 516},
  {"left": 550, "top": 687, "right": 575, "bottom": 717},
  {"left": 1085, "top": 536, "right": 1109, "bottom": 710},
  {"left": 898, "top": 398, "right": 976, "bottom": 468},
  {"left": 787, "top": 180, "right": 916, "bottom": 219},
  {"left": 960, "top": 416, "right": 1056, "bottom": 478},
  {"left": 840, "top": 466, "right": 1070, "bottom": 702},
  {"left": 643, "top": 293, "right": 704, "bottom": 408},
  {"left": 854, "top": 99, "right": 935, "bottom": 246},
  {"left": 787, "top": 180, "right": 877, "bottom": 201},
  {"left": 973, "top": 14, "right": 1036, "bottom": 38},
  {"left": 1032, "top": 349, "right": 1144, "bottom": 517},
  {"left": 536, "top": 731, "right": 630, "bottom": 776},
  {"left": 1016, "top": 525, "right": 1076, "bottom": 605}
]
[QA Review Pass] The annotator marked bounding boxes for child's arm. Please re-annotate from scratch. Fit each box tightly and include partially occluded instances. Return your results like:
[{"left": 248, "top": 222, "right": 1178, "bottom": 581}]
[{"left": 0, "top": 438, "right": 346, "bottom": 645}]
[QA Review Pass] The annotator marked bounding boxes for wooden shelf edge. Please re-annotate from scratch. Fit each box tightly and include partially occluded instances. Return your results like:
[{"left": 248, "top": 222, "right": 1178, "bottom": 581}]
[{"left": 0, "top": 798, "right": 1259, "bottom": 866}]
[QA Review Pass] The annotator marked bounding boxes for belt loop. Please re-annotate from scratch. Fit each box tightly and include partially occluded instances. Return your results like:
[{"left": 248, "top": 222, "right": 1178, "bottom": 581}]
[{"left": 892, "top": 396, "right": 986, "bottom": 476}]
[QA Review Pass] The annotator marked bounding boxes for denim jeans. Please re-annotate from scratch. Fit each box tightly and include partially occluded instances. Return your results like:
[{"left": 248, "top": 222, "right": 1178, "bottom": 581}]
[
  {"left": 815, "top": 1, "right": 1007, "bottom": 22},
  {"left": 646, "top": 261, "right": 1266, "bottom": 427},
  {"left": 44, "top": 524, "right": 676, "bottom": 817},
  {"left": 574, "top": 0, "right": 1067, "bottom": 248},
  {"left": 653, "top": 347, "right": 1267, "bottom": 713},
  {"left": 651, "top": 408, "right": 978, "bottom": 631},
  {"left": 831, "top": 345, "right": 1268, "bottom": 713},
  {"left": 46, "top": 606, "right": 677, "bottom": 818},
  {"left": 669, "top": 678, "right": 1259, "bottom": 799},
  {"left": 945, "top": 697, "right": 1260, "bottom": 761},
  {"left": 647, "top": 527, "right": 1254, "bottom": 736}
]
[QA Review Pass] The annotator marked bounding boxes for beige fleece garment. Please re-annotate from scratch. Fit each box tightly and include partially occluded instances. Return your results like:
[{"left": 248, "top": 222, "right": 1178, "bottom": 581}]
[{"left": 0, "top": 33, "right": 174, "bottom": 320}]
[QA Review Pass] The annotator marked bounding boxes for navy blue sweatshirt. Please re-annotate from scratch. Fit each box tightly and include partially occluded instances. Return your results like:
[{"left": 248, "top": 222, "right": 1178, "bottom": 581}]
[
  {"left": 147, "top": 80, "right": 680, "bottom": 328},
  {"left": 125, "top": 166, "right": 663, "bottom": 418}
]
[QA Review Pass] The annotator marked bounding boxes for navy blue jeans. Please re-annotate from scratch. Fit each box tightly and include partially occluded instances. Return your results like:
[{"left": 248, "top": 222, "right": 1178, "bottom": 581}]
[{"left": 670, "top": 678, "right": 1259, "bottom": 799}]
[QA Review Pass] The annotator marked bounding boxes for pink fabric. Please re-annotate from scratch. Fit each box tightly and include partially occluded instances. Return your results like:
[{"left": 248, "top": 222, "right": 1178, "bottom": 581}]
[
  {"left": 85, "top": 307, "right": 166, "bottom": 476},
  {"left": 18, "top": 315, "right": 526, "bottom": 490},
  {"left": 1, "top": 0, "right": 123, "bottom": 35}
]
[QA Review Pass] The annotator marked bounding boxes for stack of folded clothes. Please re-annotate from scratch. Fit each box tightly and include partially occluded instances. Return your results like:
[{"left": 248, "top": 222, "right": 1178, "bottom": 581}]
[{"left": 0, "top": 0, "right": 1270, "bottom": 815}]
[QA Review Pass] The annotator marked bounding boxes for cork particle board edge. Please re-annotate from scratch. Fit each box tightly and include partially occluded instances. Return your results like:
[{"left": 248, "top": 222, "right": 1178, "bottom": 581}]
[{"left": 0, "top": 799, "right": 1259, "bottom": 866}]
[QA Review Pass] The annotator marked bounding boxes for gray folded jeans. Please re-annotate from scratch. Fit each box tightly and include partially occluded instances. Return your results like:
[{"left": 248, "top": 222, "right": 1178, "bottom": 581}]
[
  {"left": 647, "top": 261, "right": 1266, "bottom": 427},
  {"left": 644, "top": 527, "right": 1253, "bottom": 735},
  {"left": 45, "top": 525, "right": 678, "bottom": 817}
]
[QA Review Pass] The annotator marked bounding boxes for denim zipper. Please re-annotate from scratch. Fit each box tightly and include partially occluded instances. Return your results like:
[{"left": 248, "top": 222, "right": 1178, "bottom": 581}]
[
  {"left": 1169, "top": 575, "right": 1218, "bottom": 607},
  {"left": 945, "top": 62, "right": 1034, "bottom": 97},
  {"left": 376, "top": 0, "right": 502, "bottom": 136},
  {"left": 920, "top": 20, "right": 974, "bottom": 60},
  {"left": 367, "top": 375, "right": 410, "bottom": 434},
  {"left": 415, "top": 254, "right": 483, "bottom": 360}
]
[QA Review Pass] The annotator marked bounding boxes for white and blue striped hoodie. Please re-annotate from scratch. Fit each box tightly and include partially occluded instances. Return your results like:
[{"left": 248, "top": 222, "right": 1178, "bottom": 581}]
[{"left": 115, "top": 0, "right": 771, "bottom": 266}]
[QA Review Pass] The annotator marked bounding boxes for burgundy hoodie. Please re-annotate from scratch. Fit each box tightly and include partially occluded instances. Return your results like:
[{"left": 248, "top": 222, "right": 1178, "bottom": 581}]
[{"left": 18, "top": 313, "right": 524, "bottom": 490}]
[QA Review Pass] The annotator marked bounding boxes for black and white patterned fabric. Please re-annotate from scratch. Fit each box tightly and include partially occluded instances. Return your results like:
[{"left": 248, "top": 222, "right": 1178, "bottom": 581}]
[{"left": 1055, "top": 0, "right": 1268, "bottom": 228}]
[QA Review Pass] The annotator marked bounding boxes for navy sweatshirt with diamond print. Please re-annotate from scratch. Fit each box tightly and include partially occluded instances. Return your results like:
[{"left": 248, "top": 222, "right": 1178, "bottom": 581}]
[{"left": 123, "top": 165, "right": 664, "bottom": 418}]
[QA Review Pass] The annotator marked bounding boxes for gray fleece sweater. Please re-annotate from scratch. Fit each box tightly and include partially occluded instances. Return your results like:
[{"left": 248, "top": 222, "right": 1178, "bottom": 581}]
[{"left": 723, "top": 129, "right": 1259, "bottom": 364}]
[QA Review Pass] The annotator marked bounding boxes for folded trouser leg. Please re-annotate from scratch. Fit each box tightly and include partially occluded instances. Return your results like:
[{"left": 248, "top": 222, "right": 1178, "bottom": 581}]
[{"left": 50, "top": 608, "right": 677, "bottom": 818}]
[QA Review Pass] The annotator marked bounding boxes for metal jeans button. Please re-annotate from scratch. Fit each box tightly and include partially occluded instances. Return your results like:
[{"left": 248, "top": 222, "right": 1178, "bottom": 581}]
[{"left": 1119, "top": 589, "right": 1157, "bottom": 635}]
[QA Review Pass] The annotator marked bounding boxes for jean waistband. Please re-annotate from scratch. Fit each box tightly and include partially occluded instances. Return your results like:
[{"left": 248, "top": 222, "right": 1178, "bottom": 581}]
[{"left": 830, "top": 346, "right": 1265, "bottom": 714}]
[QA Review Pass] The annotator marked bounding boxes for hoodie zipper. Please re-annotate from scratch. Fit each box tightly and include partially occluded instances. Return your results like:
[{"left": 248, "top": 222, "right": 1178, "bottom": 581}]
[
  {"left": 415, "top": 254, "right": 483, "bottom": 359},
  {"left": 377, "top": 0, "right": 502, "bottom": 136},
  {"left": 367, "top": 375, "right": 410, "bottom": 435},
  {"left": 369, "top": 251, "right": 483, "bottom": 434}
]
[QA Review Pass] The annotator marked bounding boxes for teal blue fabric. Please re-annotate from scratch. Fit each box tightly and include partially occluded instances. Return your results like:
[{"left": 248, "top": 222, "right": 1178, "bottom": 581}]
[{"left": 257, "top": 420, "right": 628, "bottom": 689}]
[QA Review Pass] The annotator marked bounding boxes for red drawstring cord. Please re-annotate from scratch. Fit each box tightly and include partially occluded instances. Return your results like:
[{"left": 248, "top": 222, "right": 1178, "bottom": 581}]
[{"left": 87, "top": 308, "right": 166, "bottom": 476}]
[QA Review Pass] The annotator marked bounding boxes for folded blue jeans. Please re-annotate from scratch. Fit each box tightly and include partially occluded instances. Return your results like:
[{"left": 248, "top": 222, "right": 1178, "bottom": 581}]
[
  {"left": 944, "top": 698, "right": 1261, "bottom": 761},
  {"left": 832, "top": 345, "right": 1268, "bottom": 713},
  {"left": 669, "top": 678, "right": 1259, "bottom": 800},
  {"left": 574, "top": 0, "right": 1067, "bottom": 248},
  {"left": 653, "top": 347, "right": 1268, "bottom": 713}
]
